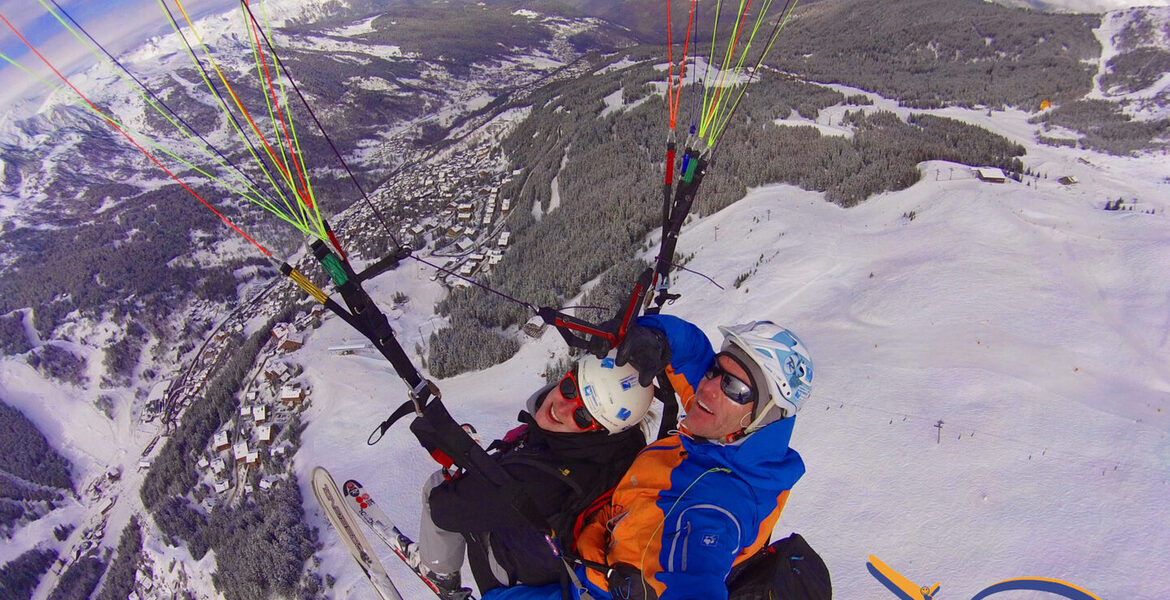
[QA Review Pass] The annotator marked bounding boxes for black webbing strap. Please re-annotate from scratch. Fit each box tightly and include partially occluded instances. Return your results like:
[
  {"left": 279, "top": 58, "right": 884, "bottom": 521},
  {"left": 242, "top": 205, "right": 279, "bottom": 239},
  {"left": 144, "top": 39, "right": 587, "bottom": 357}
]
[
  {"left": 654, "top": 374, "right": 680, "bottom": 441},
  {"left": 409, "top": 400, "right": 555, "bottom": 536},
  {"left": 540, "top": 268, "right": 653, "bottom": 354},
  {"left": 647, "top": 152, "right": 708, "bottom": 315}
]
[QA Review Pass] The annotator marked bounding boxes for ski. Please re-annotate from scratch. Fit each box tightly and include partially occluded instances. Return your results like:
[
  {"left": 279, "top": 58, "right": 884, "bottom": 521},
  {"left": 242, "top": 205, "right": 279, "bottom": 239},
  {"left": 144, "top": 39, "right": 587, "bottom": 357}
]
[
  {"left": 311, "top": 466, "right": 404, "bottom": 600},
  {"left": 342, "top": 478, "right": 475, "bottom": 600}
]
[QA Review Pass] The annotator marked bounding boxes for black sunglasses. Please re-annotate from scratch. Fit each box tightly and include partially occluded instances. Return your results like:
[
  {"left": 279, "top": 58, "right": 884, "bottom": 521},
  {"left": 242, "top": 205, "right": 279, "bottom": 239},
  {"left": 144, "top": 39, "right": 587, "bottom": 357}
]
[
  {"left": 704, "top": 356, "right": 756, "bottom": 405},
  {"left": 558, "top": 370, "right": 603, "bottom": 431}
]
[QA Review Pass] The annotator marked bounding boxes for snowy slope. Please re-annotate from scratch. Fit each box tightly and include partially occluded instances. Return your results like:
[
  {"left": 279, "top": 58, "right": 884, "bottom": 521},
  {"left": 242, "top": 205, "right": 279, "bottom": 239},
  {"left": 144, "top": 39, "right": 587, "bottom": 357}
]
[{"left": 284, "top": 106, "right": 1170, "bottom": 600}]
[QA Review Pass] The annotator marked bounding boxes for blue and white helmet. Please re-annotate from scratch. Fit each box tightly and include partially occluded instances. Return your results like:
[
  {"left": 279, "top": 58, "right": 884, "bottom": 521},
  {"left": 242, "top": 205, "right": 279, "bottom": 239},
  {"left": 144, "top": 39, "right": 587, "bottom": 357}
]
[
  {"left": 718, "top": 321, "right": 813, "bottom": 432},
  {"left": 577, "top": 350, "right": 654, "bottom": 434}
]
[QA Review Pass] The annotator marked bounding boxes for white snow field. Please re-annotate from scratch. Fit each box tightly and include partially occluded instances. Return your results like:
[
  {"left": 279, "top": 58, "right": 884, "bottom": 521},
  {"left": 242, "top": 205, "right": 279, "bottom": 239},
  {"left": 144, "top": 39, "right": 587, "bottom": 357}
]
[{"left": 290, "top": 134, "right": 1170, "bottom": 599}]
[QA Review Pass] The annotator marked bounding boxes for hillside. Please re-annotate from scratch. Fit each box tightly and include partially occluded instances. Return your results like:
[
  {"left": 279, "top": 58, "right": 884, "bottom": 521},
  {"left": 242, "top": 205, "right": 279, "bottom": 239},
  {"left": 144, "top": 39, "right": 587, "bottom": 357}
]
[{"left": 0, "top": 0, "right": 1167, "bottom": 598}]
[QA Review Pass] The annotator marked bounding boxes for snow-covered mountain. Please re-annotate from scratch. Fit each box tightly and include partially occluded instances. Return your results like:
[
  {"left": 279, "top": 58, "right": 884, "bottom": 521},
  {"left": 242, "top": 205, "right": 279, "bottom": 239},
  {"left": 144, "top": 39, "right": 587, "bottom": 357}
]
[
  {"left": 996, "top": 0, "right": 1170, "bottom": 12},
  {"left": 288, "top": 103, "right": 1169, "bottom": 600},
  {"left": 1, "top": 0, "right": 1168, "bottom": 599}
]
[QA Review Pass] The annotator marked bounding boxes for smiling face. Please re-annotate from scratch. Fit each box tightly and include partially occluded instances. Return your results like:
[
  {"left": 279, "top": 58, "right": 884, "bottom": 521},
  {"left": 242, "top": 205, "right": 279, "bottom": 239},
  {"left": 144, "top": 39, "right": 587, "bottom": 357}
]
[
  {"left": 532, "top": 379, "right": 594, "bottom": 434},
  {"left": 682, "top": 354, "right": 756, "bottom": 440}
]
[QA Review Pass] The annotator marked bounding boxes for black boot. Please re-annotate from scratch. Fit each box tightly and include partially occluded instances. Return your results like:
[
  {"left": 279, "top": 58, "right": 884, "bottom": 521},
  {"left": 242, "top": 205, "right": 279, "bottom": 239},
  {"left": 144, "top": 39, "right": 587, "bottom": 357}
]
[{"left": 427, "top": 570, "right": 472, "bottom": 600}]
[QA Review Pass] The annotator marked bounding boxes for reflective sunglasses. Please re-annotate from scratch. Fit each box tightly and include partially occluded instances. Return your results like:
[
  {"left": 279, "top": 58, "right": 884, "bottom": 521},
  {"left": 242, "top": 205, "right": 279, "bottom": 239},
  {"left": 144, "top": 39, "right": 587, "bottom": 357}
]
[
  {"left": 558, "top": 370, "right": 604, "bottom": 431},
  {"left": 704, "top": 355, "right": 757, "bottom": 405}
]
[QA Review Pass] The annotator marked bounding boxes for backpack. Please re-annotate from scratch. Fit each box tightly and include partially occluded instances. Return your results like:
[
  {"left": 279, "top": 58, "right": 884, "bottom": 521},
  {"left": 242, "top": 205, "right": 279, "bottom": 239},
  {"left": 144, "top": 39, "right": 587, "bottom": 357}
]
[{"left": 726, "top": 533, "right": 832, "bottom": 600}]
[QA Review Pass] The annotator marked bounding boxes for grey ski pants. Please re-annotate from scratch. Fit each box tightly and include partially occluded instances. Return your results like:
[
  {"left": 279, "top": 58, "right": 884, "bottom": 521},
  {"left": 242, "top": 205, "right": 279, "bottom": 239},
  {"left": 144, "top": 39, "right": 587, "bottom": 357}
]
[{"left": 419, "top": 470, "right": 466, "bottom": 576}]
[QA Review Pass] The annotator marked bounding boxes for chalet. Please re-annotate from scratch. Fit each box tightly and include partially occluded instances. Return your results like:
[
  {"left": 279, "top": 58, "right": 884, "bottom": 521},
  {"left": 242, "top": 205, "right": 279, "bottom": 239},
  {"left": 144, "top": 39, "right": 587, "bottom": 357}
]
[
  {"left": 455, "top": 238, "right": 475, "bottom": 253},
  {"left": 239, "top": 404, "right": 252, "bottom": 418},
  {"left": 246, "top": 390, "right": 258, "bottom": 402},
  {"left": 447, "top": 224, "right": 464, "bottom": 237},
  {"left": 1058, "top": 176, "right": 1078, "bottom": 185},
  {"left": 501, "top": 198, "right": 512, "bottom": 213},
  {"left": 233, "top": 441, "right": 250, "bottom": 463},
  {"left": 271, "top": 323, "right": 291, "bottom": 341},
  {"left": 138, "top": 460, "right": 151, "bottom": 471},
  {"left": 280, "top": 386, "right": 307, "bottom": 407},
  {"left": 135, "top": 571, "right": 154, "bottom": 593},
  {"left": 975, "top": 167, "right": 1007, "bottom": 183},
  {"left": 264, "top": 363, "right": 289, "bottom": 382},
  {"left": 498, "top": 231, "right": 511, "bottom": 248},
  {"left": 259, "top": 477, "right": 275, "bottom": 490},
  {"left": 522, "top": 316, "right": 548, "bottom": 338},
  {"left": 212, "top": 457, "right": 227, "bottom": 475},
  {"left": 196, "top": 457, "right": 210, "bottom": 470},
  {"left": 252, "top": 405, "right": 267, "bottom": 423},
  {"left": 256, "top": 423, "right": 273, "bottom": 444},
  {"left": 457, "top": 203, "right": 475, "bottom": 221},
  {"left": 214, "top": 480, "right": 230, "bottom": 493},
  {"left": 246, "top": 451, "right": 260, "bottom": 465},
  {"left": 278, "top": 333, "right": 305, "bottom": 352},
  {"left": 214, "top": 430, "right": 231, "bottom": 451}
]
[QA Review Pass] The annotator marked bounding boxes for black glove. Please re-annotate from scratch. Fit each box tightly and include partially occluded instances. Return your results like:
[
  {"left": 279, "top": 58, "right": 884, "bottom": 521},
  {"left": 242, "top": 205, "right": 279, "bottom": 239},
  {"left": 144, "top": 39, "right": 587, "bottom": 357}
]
[
  {"left": 586, "top": 316, "right": 623, "bottom": 359},
  {"left": 615, "top": 323, "right": 670, "bottom": 387},
  {"left": 607, "top": 563, "right": 658, "bottom": 600}
]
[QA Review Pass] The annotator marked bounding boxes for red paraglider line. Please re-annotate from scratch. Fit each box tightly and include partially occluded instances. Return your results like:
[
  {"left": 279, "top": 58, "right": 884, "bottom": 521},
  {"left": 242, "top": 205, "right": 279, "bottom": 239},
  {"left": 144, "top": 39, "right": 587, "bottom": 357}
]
[
  {"left": 0, "top": 12, "right": 272, "bottom": 258},
  {"left": 244, "top": 2, "right": 313, "bottom": 209},
  {"left": 667, "top": 0, "right": 698, "bottom": 129}
]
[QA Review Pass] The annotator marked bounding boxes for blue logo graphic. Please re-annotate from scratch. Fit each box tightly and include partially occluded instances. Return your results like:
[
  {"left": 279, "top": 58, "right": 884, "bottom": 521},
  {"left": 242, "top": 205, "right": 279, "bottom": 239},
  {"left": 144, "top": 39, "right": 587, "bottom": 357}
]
[
  {"left": 601, "top": 357, "right": 616, "bottom": 369},
  {"left": 617, "top": 408, "right": 632, "bottom": 420},
  {"left": 620, "top": 375, "right": 638, "bottom": 390},
  {"left": 701, "top": 534, "right": 719, "bottom": 547}
]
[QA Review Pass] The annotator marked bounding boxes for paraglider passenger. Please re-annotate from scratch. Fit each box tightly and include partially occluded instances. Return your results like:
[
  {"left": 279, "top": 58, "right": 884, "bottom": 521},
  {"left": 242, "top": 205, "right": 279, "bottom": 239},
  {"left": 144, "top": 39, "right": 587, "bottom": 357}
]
[
  {"left": 483, "top": 314, "right": 812, "bottom": 600},
  {"left": 413, "top": 349, "right": 655, "bottom": 599}
]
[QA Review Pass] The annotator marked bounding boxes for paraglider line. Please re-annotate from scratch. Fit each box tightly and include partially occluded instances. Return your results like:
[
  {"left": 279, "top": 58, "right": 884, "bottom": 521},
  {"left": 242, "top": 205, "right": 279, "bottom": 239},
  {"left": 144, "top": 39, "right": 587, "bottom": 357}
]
[
  {"left": 44, "top": 0, "right": 285, "bottom": 213},
  {"left": 239, "top": 0, "right": 398, "bottom": 251},
  {"left": 409, "top": 256, "right": 536, "bottom": 314},
  {"left": 243, "top": 7, "right": 313, "bottom": 210},
  {"left": 169, "top": 0, "right": 307, "bottom": 207},
  {"left": 157, "top": 0, "right": 305, "bottom": 220},
  {"left": 709, "top": 0, "right": 798, "bottom": 146},
  {"left": 0, "top": 12, "right": 272, "bottom": 258}
]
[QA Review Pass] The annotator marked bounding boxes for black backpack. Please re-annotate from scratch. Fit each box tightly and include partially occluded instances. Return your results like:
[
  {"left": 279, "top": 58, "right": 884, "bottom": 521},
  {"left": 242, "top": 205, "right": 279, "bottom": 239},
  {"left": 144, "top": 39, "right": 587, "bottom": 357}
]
[{"left": 727, "top": 533, "right": 832, "bottom": 600}]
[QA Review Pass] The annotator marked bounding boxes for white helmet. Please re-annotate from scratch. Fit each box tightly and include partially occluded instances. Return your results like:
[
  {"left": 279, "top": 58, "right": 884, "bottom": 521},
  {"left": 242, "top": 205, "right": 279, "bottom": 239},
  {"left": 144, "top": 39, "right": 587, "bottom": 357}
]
[
  {"left": 718, "top": 321, "right": 813, "bottom": 433},
  {"left": 576, "top": 350, "right": 654, "bottom": 434}
]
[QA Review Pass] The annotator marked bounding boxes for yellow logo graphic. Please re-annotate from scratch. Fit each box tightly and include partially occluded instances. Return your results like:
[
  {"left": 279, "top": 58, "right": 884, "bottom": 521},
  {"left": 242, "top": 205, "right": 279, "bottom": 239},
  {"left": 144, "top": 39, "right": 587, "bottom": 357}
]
[{"left": 867, "top": 555, "right": 1101, "bottom": 600}]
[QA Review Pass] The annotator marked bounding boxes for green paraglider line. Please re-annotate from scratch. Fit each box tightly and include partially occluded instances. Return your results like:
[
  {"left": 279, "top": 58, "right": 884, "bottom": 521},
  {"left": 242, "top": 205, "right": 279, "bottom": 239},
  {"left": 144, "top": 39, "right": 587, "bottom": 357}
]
[
  {"left": 708, "top": 0, "right": 800, "bottom": 145},
  {"left": 0, "top": 48, "right": 325, "bottom": 240},
  {"left": 163, "top": 0, "right": 315, "bottom": 226},
  {"left": 243, "top": 4, "right": 314, "bottom": 216},
  {"left": 0, "top": 12, "right": 274, "bottom": 257},
  {"left": 155, "top": 0, "right": 312, "bottom": 235},
  {"left": 260, "top": 0, "right": 321, "bottom": 225},
  {"left": 36, "top": 0, "right": 295, "bottom": 225},
  {"left": 704, "top": 0, "right": 776, "bottom": 138}
]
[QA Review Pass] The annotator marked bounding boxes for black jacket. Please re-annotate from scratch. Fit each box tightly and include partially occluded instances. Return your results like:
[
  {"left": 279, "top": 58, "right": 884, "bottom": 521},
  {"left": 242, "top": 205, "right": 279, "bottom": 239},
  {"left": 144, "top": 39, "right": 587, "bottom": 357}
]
[{"left": 428, "top": 386, "right": 647, "bottom": 593}]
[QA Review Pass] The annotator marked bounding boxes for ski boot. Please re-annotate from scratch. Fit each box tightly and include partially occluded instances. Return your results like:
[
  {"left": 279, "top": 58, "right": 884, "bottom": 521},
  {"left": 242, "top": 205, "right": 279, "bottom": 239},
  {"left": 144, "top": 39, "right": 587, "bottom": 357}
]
[
  {"left": 391, "top": 533, "right": 422, "bottom": 570},
  {"left": 426, "top": 570, "right": 473, "bottom": 600}
]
